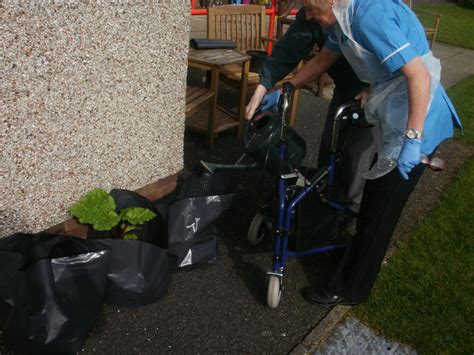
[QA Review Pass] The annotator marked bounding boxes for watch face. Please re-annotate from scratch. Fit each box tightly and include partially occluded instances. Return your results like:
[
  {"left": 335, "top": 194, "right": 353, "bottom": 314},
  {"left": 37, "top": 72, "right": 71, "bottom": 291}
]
[{"left": 406, "top": 129, "right": 416, "bottom": 139}]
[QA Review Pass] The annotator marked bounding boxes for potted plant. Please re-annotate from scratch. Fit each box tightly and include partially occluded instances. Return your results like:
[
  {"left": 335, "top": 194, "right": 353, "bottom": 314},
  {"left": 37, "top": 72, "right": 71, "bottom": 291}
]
[
  {"left": 69, "top": 188, "right": 157, "bottom": 241},
  {"left": 69, "top": 188, "right": 171, "bottom": 306}
]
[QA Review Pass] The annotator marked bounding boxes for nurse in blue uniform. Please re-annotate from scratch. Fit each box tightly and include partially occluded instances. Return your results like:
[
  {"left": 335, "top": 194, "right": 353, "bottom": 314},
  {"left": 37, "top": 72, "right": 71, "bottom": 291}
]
[{"left": 287, "top": 0, "right": 462, "bottom": 305}]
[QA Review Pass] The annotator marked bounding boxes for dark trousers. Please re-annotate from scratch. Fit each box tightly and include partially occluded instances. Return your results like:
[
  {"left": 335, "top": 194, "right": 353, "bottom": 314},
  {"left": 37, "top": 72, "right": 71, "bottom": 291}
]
[{"left": 327, "top": 161, "right": 427, "bottom": 302}]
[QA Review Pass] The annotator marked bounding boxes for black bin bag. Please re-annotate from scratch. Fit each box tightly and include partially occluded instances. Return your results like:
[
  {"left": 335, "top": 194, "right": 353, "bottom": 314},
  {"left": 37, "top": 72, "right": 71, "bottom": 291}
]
[
  {"left": 86, "top": 189, "right": 171, "bottom": 307},
  {"left": 0, "top": 233, "right": 111, "bottom": 354},
  {"left": 91, "top": 239, "right": 171, "bottom": 307},
  {"left": 155, "top": 173, "right": 233, "bottom": 270}
]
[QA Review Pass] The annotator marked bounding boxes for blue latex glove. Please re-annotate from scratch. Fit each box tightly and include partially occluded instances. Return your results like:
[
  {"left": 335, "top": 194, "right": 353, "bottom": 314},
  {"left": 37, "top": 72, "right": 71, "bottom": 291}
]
[
  {"left": 260, "top": 90, "right": 281, "bottom": 112},
  {"left": 397, "top": 138, "right": 422, "bottom": 180}
]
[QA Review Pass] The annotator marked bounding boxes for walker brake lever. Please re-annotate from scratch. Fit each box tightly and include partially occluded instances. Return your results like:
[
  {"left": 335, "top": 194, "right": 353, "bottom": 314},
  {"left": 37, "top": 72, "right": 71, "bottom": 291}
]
[{"left": 278, "top": 82, "right": 295, "bottom": 114}]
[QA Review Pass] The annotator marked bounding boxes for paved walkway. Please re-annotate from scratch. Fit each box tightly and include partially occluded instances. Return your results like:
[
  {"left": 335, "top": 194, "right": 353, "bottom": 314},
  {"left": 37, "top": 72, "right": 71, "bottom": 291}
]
[
  {"left": 315, "top": 318, "right": 417, "bottom": 355},
  {"left": 432, "top": 42, "right": 474, "bottom": 89}
]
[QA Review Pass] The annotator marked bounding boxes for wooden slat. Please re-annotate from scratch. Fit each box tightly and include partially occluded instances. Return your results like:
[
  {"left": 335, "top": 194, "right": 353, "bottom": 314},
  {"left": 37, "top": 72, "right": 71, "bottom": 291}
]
[
  {"left": 185, "top": 86, "right": 215, "bottom": 116},
  {"left": 186, "top": 106, "right": 239, "bottom": 134},
  {"left": 238, "top": 14, "right": 243, "bottom": 51},
  {"left": 220, "top": 64, "right": 260, "bottom": 83},
  {"left": 222, "top": 15, "right": 226, "bottom": 41},
  {"left": 186, "top": 87, "right": 209, "bottom": 104}
]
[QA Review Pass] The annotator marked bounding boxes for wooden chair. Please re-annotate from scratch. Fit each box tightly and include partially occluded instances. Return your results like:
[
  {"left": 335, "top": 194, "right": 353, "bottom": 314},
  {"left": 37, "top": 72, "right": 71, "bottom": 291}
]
[
  {"left": 207, "top": 4, "right": 301, "bottom": 126},
  {"left": 405, "top": 0, "right": 442, "bottom": 49}
]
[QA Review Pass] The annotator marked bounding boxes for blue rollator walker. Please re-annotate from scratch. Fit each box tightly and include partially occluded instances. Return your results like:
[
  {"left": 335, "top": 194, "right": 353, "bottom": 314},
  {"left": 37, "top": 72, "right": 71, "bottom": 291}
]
[{"left": 201, "top": 82, "right": 366, "bottom": 308}]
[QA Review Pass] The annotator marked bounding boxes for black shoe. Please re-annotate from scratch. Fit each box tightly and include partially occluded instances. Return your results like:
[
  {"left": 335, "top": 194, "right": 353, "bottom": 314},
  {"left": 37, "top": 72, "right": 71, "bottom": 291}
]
[
  {"left": 338, "top": 214, "right": 357, "bottom": 238},
  {"left": 301, "top": 287, "right": 360, "bottom": 306}
]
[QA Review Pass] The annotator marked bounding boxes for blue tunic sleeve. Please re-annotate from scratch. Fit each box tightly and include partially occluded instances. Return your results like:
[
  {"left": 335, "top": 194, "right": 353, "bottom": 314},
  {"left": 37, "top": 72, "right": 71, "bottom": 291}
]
[{"left": 353, "top": 3, "right": 425, "bottom": 74}]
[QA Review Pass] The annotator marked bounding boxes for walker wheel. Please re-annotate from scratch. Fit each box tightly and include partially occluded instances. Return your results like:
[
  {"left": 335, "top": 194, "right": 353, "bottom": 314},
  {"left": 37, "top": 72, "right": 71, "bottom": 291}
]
[
  {"left": 247, "top": 213, "right": 267, "bottom": 246},
  {"left": 267, "top": 275, "right": 282, "bottom": 308}
]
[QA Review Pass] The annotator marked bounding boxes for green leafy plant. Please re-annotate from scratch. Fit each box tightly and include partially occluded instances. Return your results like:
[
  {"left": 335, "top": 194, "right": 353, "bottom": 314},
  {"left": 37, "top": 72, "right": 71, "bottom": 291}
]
[{"left": 69, "top": 188, "right": 156, "bottom": 240}]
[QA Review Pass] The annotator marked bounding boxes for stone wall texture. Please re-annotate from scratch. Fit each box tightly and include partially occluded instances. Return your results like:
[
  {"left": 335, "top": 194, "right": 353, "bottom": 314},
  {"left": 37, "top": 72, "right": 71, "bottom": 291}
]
[{"left": 1, "top": 0, "right": 190, "bottom": 237}]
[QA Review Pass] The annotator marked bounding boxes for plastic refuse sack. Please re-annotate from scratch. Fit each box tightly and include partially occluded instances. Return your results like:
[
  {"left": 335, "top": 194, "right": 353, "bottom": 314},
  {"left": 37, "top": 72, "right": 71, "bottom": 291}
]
[
  {"left": 91, "top": 239, "right": 171, "bottom": 307},
  {"left": 88, "top": 189, "right": 168, "bottom": 249},
  {"left": 154, "top": 173, "right": 233, "bottom": 270},
  {"left": 85, "top": 189, "right": 171, "bottom": 306},
  {"left": 0, "top": 233, "right": 111, "bottom": 354},
  {"left": 167, "top": 195, "right": 232, "bottom": 268}
]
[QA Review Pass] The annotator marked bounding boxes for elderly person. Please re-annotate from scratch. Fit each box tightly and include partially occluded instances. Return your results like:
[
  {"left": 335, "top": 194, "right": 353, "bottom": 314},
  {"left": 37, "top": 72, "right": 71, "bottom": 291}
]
[
  {"left": 265, "top": 0, "right": 462, "bottom": 305},
  {"left": 246, "top": 4, "right": 372, "bottom": 217}
]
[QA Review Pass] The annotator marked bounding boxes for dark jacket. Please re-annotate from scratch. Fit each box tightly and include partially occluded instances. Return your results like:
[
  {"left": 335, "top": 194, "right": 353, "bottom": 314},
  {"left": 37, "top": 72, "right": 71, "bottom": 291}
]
[{"left": 259, "top": 8, "right": 366, "bottom": 99}]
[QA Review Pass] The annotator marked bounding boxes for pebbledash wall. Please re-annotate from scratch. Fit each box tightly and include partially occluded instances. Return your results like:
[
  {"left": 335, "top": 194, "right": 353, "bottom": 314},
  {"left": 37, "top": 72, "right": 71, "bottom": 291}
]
[{"left": 1, "top": 0, "right": 190, "bottom": 237}]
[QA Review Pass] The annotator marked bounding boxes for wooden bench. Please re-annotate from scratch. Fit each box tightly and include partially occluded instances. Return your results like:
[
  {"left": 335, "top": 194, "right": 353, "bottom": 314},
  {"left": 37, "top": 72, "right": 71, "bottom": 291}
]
[
  {"left": 187, "top": 49, "right": 251, "bottom": 145},
  {"left": 185, "top": 64, "right": 218, "bottom": 148}
]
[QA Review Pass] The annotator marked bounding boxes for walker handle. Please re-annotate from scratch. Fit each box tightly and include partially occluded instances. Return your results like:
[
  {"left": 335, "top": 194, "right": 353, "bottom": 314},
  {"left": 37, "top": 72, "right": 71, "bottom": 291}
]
[
  {"left": 278, "top": 82, "right": 294, "bottom": 140},
  {"left": 334, "top": 99, "right": 362, "bottom": 121},
  {"left": 281, "top": 82, "right": 295, "bottom": 97}
]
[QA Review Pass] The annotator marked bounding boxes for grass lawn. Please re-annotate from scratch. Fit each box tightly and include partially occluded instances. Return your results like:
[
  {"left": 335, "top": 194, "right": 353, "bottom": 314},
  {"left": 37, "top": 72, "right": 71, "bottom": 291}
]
[
  {"left": 450, "top": 75, "right": 474, "bottom": 144},
  {"left": 414, "top": 3, "right": 474, "bottom": 49},
  {"left": 351, "top": 75, "right": 474, "bottom": 353}
]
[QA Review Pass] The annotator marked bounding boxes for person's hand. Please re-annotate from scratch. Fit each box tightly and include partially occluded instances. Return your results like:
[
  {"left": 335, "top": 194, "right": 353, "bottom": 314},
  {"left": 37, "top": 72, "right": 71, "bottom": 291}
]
[
  {"left": 397, "top": 138, "right": 422, "bottom": 180},
  {"left": 355, "top": 87, "right": 371, "bottom": 108},
  {"left": 261, "top": 90, "right": 281, "bottom": 112},
  {"left": 245, "top": 84, "right": 268, "bottom": 120}
]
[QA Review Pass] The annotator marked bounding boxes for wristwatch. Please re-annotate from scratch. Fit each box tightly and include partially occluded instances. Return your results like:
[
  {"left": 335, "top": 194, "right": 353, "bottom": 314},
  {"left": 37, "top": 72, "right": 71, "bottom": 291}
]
[{"left": 404, "top": 128, "right": 422, "bottom": 140}]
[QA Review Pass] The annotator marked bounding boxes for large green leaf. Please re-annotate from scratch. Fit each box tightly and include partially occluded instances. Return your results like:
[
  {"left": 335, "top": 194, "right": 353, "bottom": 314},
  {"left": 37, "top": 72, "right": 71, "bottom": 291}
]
[
  {"left": 119, "top": 207, "right": 156, "bottom": 225},
  {"left": 123, "top": 234, "right": 139, "bottom": 241},
  {"left": 68, "top": 188, "right": 120, "bottom": 231}
]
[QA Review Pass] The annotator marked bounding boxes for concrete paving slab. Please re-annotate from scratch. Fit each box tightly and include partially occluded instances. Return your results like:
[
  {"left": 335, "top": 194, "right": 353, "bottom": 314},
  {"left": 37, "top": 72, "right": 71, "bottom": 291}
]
[
  {"left": 442, "top": 54, "right": 474, "bottom": 75},
  {"left": 432, "top": 42, "right": 465, "bottom": 59},
  {"left": 315, "top": 318, "right": 418, "bottom": 355},
  {"left": 440, "top": 65, "right": 470, "bottom": 89}
]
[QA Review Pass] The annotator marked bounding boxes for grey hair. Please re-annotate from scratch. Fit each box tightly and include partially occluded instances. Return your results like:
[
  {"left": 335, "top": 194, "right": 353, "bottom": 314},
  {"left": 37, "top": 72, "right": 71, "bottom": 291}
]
[{"left": 309, "top": 0, "right": 333, "bottom": 9}]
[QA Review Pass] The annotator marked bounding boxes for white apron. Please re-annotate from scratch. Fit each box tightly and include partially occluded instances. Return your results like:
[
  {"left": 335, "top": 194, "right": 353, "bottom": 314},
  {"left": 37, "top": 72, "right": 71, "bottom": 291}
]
[{"left": 332, "top": 0, "right": 441, "bottom": 179}]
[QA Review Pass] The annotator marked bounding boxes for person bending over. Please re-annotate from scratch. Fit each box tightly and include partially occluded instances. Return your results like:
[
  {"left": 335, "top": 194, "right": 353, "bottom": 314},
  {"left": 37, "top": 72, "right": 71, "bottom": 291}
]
[
  {"left": 246, "top": 4, "right": 373, "bottom": 215},
  {"left": 282, "top": 0, "right": 461, "bottom": 305}
]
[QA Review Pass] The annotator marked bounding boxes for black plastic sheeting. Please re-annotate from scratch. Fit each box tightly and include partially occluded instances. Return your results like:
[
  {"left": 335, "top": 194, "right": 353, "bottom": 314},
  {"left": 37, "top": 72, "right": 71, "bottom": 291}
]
[
  {"left": 86, "top": 190, "right": 171, "bottom": 307},
  {"left": 92, "top": 239, "right": 171, "bottom": 307},
  {"left": 167, "top": 195, "right": 232, "bottom": 268},
  {"left": 0, "top": 233, "right": 111, "bottom": 354},
  {"left": 155, "top": 173, "right": 234, "bottom": 271},
  {"left": 189, "top": 38, "right": 237, "bottom": 49}
]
